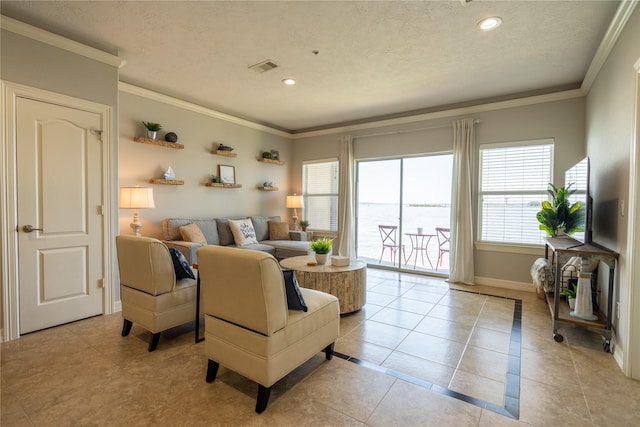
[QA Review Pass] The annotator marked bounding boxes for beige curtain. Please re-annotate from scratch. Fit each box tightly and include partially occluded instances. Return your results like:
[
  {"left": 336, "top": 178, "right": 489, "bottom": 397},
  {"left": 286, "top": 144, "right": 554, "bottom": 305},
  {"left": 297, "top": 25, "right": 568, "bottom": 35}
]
[
  {"left": 337, "top": 135, "right": 355, "bottom": 257},
  {"left": 449, "top": 119, "right": 475, "bottom": 284}
]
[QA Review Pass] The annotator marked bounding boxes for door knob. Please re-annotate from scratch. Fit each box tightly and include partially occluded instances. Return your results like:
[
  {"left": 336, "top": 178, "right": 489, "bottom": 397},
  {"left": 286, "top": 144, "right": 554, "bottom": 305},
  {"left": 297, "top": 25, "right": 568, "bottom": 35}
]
[{"left": 22, "top": 225, "right": 43, "bottom": 233}]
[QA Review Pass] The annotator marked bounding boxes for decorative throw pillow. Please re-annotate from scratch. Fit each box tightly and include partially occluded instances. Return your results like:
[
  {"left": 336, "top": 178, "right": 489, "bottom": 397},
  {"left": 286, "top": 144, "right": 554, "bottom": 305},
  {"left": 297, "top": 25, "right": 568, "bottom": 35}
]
[
  {"left": 282, "top": 269, "right": 307, "bottom": 312},
  {"left": 169, "top": 248, "right": 196, "bottom": 280},
  {"left": 268, "top": 221, "right": 291, "bottom": 241},
  {"left": 179, "top": 223, "right": 207, "bottom": 246},
  {"left": 228, "top": 218, "right": 258, "bottom": 246}
]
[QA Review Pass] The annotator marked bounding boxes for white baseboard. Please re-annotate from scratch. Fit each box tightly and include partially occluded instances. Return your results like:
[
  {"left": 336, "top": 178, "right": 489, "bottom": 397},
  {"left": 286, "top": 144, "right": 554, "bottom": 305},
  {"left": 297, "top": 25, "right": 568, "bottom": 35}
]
[
  {"left": 113, "top": 300, "right": 122, "bottom": 313},
  {"left": 474, "top": 276, "right": 536, "bottom": 293}
]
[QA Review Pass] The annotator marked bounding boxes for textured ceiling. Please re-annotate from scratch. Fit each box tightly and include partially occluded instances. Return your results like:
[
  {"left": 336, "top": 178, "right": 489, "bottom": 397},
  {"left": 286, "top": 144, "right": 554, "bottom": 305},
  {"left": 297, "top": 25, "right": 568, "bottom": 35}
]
[{"left": 0, "top": 1, "right": 620, "bottom": 133}]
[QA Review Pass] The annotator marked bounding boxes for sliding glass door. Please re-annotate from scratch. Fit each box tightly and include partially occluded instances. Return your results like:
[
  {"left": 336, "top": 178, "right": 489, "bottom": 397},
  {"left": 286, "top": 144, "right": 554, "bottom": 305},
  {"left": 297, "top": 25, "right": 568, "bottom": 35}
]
[{"left": 356, "top": 154, "right": 453, "bottom": 274}]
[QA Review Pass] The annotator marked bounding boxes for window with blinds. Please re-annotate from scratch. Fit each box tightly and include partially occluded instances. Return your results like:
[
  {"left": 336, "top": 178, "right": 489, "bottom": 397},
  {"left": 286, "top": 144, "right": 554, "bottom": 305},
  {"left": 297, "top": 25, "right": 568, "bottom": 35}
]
[
  {"left": 302, "top": 160, "right": 339, "bottom": 231},
  {"left": 479, "top": 140, "right": 554, "bottom": 245}
]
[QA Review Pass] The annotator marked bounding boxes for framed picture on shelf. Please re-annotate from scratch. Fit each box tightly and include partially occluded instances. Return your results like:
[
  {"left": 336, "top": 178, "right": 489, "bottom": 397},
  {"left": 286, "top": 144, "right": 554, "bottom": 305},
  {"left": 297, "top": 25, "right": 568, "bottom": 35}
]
[{"left": 219, "top": 165, "right": 236, "bottom": 184}]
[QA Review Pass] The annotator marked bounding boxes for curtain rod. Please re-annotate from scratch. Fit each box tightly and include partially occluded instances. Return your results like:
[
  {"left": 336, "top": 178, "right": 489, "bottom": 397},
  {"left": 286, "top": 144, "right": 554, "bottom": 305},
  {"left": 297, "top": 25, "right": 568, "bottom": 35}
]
[{"left": 353, "top": 119, "right": 481, "bottom": 140}]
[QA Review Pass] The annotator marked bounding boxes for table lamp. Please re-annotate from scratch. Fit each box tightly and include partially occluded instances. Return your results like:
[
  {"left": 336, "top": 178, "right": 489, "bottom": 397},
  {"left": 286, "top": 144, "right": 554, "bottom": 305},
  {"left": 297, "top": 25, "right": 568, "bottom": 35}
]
[
  {"left": 120, "top": 186, "right": 155, "bottom": 237},
  {"left": 286, "top": 194, "right": 305, "bottom": 231}
]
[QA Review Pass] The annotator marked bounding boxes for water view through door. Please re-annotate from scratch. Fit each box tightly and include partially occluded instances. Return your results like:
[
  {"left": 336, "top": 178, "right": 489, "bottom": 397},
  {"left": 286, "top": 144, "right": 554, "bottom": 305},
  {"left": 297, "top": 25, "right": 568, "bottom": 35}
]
[{"left": 356, "top": 155, "right": 453, "bottom": 274}]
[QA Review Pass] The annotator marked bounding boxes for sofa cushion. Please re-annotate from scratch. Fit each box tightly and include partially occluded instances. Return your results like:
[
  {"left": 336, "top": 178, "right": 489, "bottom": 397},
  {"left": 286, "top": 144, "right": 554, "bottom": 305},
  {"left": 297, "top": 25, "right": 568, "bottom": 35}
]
[
  {"left": 235, "top": 243, "right": 276, "bottom": 255},
  {"left": 229, "top": 218, "right": 259, "bottom": 246},
  {"left": 164, "top": 218, "right": 219, "bottom": 245},
  {"left": 264, "top": 240, "right": 314, "bottom": 259},
  {"left": 251, "top": 216, "right": 282, "bottom": 241},
  {"left": 282, "top": 269, "right": 307, "bottom": 312},
  {"left": 169, "top": 248, "right": 196, "bottom": 280},
  {"left": 216, "top": 218, "right": 235, "bottom": 246},
  {"left": 268, "top": 221, "right": 291, "bottom": 241},
  {"left": 179, "top": 223, "right": 207, "bottom": 246}
]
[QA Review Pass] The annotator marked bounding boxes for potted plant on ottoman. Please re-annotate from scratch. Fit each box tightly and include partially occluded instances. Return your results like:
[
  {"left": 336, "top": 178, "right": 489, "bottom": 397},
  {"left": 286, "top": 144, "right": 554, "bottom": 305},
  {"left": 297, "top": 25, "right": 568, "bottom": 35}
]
[{"left": 310, "top": 238, "right": 332, "bottom": 265}]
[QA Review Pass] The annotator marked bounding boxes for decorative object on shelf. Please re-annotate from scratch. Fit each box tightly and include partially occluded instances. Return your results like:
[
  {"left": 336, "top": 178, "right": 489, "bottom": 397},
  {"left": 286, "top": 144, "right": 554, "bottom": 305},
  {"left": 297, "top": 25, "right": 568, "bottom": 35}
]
[
  {"left": 119, "top": 186, "right": 155, "bottom": 237},
  {"left": 210, "top": 174, "right": 220, "bottom": 183},
  {"left": 300, "top": 220, "right": 310, "bottom": 231},
  {"left": 263, "top": 181, "right": 273, "bottom": 188},
  {"left": 560, "top": 282, "right": 577, "bottom": 309},
  {"left": 571, "top": 258, "right": 598, "bottom": 321},
  {"left": 218, "top": 143, "right": 234, "bottom": 152},
  {"left": 165, "top": 132, "right": 178, "bottom": 143},
  {"left": 261, "top": 151, "right": 273, "bottom": 159},
  {"left": 164, "top": 166, "right": 176, "bottom": 180},
  {"left": 219, "top": 165, "right": 236, "bottom": 184},
  {"left": 310, "top": 237, "right": 333, "bottom": 265},
  {"left": 142, "top": 121, "right": 162, "bottom": 140},
  {"left": 286, "top": 193, "right": 305, "bottom": 230},
  {"left": 270, "top": 150, "right": 279, "bottom": 160},
  {"left": 536, "top": 183, "right": 585, "bottom": 237}
]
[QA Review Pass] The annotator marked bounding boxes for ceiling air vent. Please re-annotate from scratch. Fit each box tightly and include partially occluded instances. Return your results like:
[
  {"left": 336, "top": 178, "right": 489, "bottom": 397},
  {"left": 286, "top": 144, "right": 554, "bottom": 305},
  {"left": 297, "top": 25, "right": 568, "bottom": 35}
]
[{"left": 248, "top": 60, "right": 279, "bottom": 73}]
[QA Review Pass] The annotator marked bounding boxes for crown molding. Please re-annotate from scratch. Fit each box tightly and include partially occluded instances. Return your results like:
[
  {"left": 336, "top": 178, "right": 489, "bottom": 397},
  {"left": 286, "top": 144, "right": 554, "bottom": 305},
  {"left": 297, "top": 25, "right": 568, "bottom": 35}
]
[
  {"left": 119, "top": 82, "right": 292, "bottom": 138},
  {"left": 290, "top": 89, "right": 585, "bottom": 139},
  {"left": 0, "top": 15, "right": 125, "bottom": 68},
  {"left": 581, "top": 0, "right": 639, "bottom": 93}
]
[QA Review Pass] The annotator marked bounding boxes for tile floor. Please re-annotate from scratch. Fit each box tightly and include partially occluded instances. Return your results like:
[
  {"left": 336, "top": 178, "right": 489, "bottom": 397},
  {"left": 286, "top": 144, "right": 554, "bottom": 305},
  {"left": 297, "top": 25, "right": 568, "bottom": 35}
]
[{"left": 2, "top": 268, "right": 640, "bottom": 426}]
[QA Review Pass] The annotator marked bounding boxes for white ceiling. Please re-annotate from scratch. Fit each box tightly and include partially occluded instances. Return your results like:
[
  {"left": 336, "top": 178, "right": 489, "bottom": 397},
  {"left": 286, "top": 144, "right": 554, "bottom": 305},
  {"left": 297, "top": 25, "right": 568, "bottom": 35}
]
[{"left": 0, "top": 1, "right": 621, "bottom": 133}]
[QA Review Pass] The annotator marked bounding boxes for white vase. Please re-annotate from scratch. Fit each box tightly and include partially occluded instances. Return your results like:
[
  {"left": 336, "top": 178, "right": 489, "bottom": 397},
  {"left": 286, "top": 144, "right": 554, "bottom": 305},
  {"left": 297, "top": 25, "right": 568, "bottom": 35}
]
[
  {"left": 315, "top": 253, "right": 329, "bottom": 265},
  {"left": 568, "top": 298, "right": 576, "bottom": 309}
]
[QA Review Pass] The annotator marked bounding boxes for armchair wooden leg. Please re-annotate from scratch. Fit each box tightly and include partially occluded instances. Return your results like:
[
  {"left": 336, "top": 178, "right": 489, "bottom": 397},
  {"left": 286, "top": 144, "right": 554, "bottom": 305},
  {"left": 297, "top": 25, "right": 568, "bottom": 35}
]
[
  {"left": 148, "top": 332, "right": 161, "bottom": 352},
  {"left": 206, "top": 359, "right": 220, "bottom": 383},
  {"left": 324, "top": 342, "right": 335, "bottom": 360},
  {"left": 121, "top": 319, "right": 133, "bottom": 337},
  {"left": 255, "top": 385, "right": 272, "bottom": 413}
]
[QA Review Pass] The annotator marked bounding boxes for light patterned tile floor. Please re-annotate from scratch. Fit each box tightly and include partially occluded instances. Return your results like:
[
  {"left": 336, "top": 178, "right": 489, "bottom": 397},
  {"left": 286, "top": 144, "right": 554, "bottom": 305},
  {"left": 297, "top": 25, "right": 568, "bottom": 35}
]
[{"left": 2, "top": 268, "right": 639, "bottom": 426}]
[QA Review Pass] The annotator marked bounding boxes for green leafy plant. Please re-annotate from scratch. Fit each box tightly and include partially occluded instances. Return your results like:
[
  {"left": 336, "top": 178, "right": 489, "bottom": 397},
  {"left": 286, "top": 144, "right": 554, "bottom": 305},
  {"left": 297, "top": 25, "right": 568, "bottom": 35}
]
[
  {"left": 310, "top": 237, "right": 332, "bottom": 254},
  {"left": 300, "top": 220, "right": 310, "bottom": 228},
  {"left": 560, "top": 287, "right": 577, "bottom": 299},
  {"left": 142, "top": 121, "right": 162, "bottom": 131},
  {"left": 536, "top": 183, "right": 585, "bottom": 237}
]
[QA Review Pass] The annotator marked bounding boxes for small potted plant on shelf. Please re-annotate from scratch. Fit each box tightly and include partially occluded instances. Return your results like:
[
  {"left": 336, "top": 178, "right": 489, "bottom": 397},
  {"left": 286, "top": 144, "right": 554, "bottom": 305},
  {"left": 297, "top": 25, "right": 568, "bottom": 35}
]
[
  {"left": 142, "top": 121, "right": 162, "bottom": 140},
  {"left": 560, "top": 286, "right": 577, "bottom": 309},
  {"left": 310, "top": 237, "right": 332, "bottom": 265},
  {"left": 300, "top": 220, "right": 310, "bottom": 232}
]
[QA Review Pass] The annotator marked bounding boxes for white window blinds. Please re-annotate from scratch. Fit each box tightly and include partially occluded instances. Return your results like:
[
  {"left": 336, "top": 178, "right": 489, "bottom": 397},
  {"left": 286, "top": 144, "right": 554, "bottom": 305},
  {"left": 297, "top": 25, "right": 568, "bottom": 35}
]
[
  {"left": 479, "top": 140, "right": 553, "bottom": 245},
  {"left": 302, "top": 160, "right": 339, "bottom": 231}
]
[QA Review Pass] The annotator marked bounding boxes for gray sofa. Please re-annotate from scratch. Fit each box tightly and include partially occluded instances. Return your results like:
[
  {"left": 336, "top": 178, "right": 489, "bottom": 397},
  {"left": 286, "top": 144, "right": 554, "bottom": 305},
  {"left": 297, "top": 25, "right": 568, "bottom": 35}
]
[{"left": 161, "top": 216, "right": 314, "bottom": 265}]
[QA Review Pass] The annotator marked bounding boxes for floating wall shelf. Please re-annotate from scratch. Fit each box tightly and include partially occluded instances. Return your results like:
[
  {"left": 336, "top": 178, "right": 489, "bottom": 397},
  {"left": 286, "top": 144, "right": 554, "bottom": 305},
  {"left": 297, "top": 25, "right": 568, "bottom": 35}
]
[
  {"left": 212, "top": 150, "right": 237, "bottom": 157},
  {"left": 258, "top": 158, "right": 285, "bottom": 165},
  {"left": 134, "top": 136, "right": 184, "bottom": 149},
  {"left": 257, "top": 186, "right": 279, "bottom": 191},
  {"left": 149, "top": 179, "right": 184, "bottom": 185},
  {"left": 206, "top": 182, "right": 242, "bottom": 188}
]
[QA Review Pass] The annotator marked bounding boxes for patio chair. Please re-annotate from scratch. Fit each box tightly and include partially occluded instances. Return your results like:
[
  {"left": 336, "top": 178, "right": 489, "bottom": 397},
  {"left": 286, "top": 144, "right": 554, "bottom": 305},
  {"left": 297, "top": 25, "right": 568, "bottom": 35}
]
[
  {"left": 435, "top": 227, "right": 450, "bottom": 269},
  {"left": 378, "top": 225, "right": 404, "bottom": 264}
]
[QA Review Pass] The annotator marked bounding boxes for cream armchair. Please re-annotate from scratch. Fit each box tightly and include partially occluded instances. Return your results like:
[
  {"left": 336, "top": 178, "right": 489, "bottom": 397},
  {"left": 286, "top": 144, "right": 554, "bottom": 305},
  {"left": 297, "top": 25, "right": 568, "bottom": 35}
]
[
  {"left": 197, "top": 245, "right": 340, "bottom": 413},
  {"left": 116, "top": 236, "right": 197, "bottom": 351}
]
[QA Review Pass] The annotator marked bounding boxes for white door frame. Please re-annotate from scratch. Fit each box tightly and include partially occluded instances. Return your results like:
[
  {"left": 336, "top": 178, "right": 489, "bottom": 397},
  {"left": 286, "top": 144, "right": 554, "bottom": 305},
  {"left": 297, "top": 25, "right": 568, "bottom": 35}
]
[
  {"left": 623, "top": 58, "right": 640, "bottom": 377},
  {"left": 1, "top": 81, "right": 115, "bottom": 341}
]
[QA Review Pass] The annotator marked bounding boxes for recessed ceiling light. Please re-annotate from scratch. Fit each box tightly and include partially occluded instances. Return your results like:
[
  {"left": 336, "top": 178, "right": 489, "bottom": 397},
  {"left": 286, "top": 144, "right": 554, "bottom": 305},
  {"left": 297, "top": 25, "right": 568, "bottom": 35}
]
[
  {"left": 282, "top": 78, "right": 296, "bottom": 86},
  {"left": 478, "top": 16, "right": 502, "bottom": 31}
]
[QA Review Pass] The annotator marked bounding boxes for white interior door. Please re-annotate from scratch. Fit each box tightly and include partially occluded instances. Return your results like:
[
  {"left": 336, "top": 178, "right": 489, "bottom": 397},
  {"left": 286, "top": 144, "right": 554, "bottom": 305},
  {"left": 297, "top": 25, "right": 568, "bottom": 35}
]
[{"left": 16, "top": 97, "right": 104, "bottom": 334}]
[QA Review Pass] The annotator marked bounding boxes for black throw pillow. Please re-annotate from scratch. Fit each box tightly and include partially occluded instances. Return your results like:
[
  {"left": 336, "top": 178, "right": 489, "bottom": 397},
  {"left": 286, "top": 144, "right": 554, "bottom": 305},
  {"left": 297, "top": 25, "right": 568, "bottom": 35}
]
[
  {"left": 282, "top": 269, "right": 308, "bottom": 312},
  {"left": 169, "top": 248, "right": 196, "bottom": 280}
]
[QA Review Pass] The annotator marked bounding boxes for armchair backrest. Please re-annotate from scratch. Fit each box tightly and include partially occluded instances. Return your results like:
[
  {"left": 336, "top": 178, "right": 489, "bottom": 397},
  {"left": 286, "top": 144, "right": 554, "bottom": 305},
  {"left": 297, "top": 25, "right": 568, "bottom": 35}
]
[
  {"left": 116, "top": 235, "right": 175, "bottom": 296},
  {"left": 197, "top": 246, "right": 287, "bottom": 336}
]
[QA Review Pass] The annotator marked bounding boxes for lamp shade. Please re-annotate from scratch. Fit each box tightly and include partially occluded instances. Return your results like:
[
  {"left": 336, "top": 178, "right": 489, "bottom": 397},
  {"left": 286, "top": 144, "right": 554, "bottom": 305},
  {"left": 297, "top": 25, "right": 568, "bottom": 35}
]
[
  {"left": 120, "top": 187, "right": 155, "bottom": 209},
  {"left": 286, "top": 194, "right": 304, "bottom": 209}
]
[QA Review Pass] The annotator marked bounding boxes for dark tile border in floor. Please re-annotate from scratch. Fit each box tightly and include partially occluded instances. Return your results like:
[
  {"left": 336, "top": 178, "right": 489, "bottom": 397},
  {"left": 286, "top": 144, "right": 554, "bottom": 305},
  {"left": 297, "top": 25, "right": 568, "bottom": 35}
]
[{"left": 336, "top": 288, "right": 523, "bottom": 420}]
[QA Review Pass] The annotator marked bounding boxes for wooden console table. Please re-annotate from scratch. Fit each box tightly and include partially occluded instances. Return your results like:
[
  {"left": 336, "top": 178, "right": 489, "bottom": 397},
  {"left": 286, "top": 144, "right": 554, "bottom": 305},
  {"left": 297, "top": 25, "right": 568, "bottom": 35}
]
[{"left": 545, "top": 236, "right": 618, "bottom": 351}]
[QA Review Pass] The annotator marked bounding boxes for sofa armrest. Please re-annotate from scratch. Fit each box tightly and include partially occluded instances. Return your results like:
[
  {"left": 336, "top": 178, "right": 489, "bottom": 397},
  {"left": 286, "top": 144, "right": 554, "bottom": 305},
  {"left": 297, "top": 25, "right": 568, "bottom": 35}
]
[
  {"left": 163, "top": 240, "right": 203, "bottom": 265},
  {"left": 289, "top": 231, "right": 313, "bottom": 241}
]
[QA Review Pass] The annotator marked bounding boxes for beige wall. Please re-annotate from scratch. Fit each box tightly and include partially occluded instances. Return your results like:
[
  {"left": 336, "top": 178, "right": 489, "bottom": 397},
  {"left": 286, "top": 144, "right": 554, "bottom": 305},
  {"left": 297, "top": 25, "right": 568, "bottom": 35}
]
[
  {"left": 1, "top": 29, "right": 120, "bottom": 331},
  {"left": 585, "top": 6, "right": 640, "bottom": 373},
  {"left": 292, "top": 97, "right": 586, "bottom": 285},
  {"left": 118, "top": 91, "right": 293, "bottom": 240}
]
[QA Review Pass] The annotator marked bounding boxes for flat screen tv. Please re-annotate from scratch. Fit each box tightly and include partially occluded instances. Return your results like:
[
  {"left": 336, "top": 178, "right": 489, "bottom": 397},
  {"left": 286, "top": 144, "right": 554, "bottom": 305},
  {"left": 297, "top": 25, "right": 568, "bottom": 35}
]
[{"left": 564, "top": 157, "right": 592, "bottom": 244}]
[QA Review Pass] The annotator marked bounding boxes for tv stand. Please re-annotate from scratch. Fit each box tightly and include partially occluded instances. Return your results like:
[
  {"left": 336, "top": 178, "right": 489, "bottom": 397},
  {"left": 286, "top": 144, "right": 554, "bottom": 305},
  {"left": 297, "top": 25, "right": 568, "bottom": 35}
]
[{"left": 544, "top": 235, "right": 618, "bottom": 351}]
